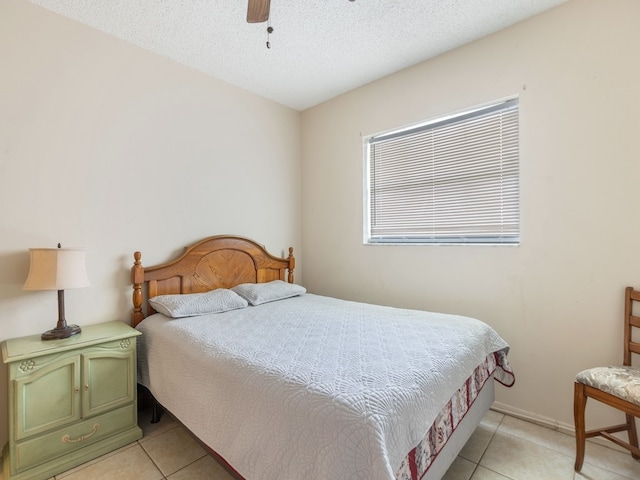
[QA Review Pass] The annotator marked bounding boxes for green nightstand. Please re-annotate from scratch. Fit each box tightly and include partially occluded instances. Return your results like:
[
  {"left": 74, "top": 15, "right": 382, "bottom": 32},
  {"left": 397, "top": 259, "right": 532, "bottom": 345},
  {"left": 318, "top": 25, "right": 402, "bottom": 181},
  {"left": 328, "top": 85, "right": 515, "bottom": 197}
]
[{"left": 2, "top": 321, "right": 143, "bottom": 480}]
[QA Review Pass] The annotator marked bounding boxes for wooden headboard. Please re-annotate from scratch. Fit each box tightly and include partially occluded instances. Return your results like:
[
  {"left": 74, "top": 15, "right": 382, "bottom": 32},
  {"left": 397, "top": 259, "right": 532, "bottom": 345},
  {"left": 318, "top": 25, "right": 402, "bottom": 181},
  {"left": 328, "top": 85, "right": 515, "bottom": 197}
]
[{"left": 131, "top": 235, "right": 295, "bottom": 327}]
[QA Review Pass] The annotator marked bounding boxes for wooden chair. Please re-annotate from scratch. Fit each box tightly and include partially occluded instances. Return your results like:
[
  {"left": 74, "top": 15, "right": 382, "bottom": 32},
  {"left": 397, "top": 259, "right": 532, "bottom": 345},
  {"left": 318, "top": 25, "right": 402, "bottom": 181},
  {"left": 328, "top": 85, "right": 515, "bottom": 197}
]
[{"left": 574, "top": 286, "right": 640, "bottom": 471}]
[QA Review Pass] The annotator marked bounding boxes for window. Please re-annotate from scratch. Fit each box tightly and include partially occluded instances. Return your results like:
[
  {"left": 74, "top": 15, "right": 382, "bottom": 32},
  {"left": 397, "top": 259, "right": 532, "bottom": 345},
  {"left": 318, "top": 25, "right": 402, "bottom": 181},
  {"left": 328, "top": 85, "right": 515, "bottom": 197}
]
[{"left": 364, "top": 98, "right": 519, "bottom": 245}]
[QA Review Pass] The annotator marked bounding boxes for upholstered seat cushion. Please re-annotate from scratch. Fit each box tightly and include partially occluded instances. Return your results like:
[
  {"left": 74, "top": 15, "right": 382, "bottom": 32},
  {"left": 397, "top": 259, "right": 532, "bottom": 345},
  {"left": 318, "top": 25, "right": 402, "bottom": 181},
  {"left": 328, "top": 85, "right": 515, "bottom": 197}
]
[{"left": 576, "top": 366, "right": 640, "bottom": 405}]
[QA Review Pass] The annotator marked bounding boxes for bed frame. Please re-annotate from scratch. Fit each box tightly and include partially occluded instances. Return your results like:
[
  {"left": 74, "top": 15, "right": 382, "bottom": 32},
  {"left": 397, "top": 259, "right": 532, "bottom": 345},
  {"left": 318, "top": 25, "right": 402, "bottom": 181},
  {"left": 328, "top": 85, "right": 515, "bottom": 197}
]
[{"left": 131, "top": 235, "right": 295, "bottom": 327}]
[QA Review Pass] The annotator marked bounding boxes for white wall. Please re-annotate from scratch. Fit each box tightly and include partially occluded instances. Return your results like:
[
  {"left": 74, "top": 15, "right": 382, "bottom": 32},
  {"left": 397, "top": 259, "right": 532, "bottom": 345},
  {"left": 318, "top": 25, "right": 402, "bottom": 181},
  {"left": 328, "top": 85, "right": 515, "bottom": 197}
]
[
  {"left": 301, "top": 0, "right": 640, "bottom": 432},
  {"left": 0, "top": 0, "right": 301, "bottom": 448}
]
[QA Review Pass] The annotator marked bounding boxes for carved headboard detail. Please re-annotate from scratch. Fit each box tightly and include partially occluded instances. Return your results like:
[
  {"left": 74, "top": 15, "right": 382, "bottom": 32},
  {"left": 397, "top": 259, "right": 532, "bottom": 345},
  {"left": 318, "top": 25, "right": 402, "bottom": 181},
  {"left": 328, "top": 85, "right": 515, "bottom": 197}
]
[{"left": 131, "top": 235, "right": 295, "bottom": 327}]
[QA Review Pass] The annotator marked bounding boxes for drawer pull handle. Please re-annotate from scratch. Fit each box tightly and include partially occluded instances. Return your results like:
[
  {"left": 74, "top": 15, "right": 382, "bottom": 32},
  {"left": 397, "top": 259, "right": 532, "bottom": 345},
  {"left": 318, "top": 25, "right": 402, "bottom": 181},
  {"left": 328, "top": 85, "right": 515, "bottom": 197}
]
[{"left": 61, "top": 424, "right": 100, "bottom": 443}]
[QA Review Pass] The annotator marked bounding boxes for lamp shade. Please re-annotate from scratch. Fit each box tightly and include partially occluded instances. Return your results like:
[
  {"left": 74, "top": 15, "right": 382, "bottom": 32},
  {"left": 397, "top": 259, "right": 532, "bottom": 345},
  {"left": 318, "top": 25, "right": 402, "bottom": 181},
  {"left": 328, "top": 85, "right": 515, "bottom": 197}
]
[{"left": 23, "top": 248, "right": 90, "bottom": 291}]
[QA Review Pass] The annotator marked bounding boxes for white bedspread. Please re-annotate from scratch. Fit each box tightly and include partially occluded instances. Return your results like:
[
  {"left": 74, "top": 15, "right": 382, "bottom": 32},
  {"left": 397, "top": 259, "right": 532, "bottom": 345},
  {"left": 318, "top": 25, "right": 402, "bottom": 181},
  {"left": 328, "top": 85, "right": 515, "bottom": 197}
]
[{"left": 136, "top": 294, "right": 513, "bottom": 480}]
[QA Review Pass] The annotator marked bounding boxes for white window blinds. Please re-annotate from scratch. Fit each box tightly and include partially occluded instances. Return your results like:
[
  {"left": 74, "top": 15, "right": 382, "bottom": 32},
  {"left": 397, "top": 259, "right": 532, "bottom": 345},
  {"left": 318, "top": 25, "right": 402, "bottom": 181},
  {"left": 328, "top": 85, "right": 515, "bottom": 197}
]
[{"left": 366, "top": 98, "right": 519, "bottom": 244}]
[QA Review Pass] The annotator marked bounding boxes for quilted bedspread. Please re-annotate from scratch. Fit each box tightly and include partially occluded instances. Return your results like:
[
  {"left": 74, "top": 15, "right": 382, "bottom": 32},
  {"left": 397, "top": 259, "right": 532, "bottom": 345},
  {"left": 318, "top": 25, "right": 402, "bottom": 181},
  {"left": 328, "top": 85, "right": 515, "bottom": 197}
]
[{"left": 137, "top": 294, "right": 513, "bottom": 480}]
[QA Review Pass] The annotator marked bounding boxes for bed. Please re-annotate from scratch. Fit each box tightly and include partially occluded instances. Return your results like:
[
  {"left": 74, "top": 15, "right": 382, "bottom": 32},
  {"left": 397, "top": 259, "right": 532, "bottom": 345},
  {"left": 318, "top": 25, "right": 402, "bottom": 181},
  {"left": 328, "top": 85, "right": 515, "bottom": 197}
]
[{"left": 131, "top": 235, "right": 514, "bottom": 480}]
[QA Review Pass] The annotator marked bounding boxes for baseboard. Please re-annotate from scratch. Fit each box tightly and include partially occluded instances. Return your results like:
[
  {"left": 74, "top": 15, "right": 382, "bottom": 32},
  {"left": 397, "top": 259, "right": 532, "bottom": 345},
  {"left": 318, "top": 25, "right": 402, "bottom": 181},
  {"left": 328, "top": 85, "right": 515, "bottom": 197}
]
[
  {"left": 491, "top": 401, "right": 574, "bottom": 435},
  {"left": 491, "top": 401, "right": 632, "bottom": 454}
]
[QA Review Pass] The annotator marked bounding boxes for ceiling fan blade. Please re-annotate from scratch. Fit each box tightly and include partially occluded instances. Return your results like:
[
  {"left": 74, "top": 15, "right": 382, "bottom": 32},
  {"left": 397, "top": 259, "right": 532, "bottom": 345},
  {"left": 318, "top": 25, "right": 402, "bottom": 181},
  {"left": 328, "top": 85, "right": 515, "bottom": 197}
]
[{"left": 247, "top": 0, "right": 271, "bottom": 23}]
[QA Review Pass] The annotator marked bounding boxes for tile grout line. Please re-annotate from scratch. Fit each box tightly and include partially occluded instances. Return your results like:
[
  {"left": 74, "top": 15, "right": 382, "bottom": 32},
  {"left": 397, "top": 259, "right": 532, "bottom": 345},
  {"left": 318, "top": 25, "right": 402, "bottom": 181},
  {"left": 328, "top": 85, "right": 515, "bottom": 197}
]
[
  {"left": 470, "top": 413, "right": 519, "bottom": 480},
  {"left": 136, "top": 437, "right": 168, "bottom": 479},
  {"left": 164, "top": 454, "right": 210, "bottom": 479},
  {"left": 138, "top": 421, "right": 211, "bottom": 478}
]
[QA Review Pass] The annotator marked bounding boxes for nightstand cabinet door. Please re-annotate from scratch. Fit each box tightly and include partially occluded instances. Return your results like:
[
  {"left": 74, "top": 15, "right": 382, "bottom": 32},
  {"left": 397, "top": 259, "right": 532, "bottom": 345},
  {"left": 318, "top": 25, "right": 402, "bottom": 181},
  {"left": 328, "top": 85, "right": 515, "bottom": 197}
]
[
  {"left": 82, "top": 339, "right": 136, "bottom": 417},
  {"left": 14, "top": 354, "right": 81, "bottom": 440}
]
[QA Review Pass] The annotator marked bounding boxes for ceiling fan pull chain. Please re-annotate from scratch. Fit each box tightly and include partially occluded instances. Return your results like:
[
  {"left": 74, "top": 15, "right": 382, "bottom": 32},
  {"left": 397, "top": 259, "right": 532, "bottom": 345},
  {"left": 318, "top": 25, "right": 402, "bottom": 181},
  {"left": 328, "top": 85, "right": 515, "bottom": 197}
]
[{"left": 266, "top": 22, "right": 273, "bottom": 49}]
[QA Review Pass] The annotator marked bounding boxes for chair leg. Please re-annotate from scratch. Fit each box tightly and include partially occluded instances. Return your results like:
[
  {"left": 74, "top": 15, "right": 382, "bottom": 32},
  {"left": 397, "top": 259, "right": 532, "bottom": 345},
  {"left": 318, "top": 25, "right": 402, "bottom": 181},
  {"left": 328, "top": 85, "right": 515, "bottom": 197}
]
[
  {"left": 627, "top": 414, "right": 640, "bottom": 460},
  {"left": 574, "top": 382, "right": 587, "bottom": 471}
]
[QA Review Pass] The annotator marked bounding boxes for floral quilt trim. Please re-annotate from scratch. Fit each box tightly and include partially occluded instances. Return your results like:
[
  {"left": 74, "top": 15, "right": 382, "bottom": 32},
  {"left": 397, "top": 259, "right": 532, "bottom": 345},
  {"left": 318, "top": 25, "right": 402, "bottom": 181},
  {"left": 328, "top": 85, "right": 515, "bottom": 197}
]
[{"left": 395, "top": 350, "right": 514, "bottom": 480}]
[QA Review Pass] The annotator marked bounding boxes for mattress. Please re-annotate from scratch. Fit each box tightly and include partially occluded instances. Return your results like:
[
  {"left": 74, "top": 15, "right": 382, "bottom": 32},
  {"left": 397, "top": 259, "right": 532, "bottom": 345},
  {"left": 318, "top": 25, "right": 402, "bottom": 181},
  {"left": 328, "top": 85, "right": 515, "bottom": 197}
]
[{"left": 137, "top": 293, "right": 514, "bottom": 480}]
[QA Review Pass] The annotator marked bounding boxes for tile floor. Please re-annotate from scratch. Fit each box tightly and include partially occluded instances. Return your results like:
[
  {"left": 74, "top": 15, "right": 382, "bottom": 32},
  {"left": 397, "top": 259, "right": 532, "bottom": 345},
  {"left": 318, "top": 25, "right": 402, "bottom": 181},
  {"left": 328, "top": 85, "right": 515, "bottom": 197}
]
[{"left": 3, "top": 408, "right": 640, "bottom": 480}]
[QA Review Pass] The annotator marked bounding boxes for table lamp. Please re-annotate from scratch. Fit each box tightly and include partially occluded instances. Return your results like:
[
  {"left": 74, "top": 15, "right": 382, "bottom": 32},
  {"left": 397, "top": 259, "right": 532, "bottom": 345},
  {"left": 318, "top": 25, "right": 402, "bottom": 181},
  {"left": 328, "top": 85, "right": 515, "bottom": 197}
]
[{"left": 23, "top": 243, "right": 90, "bottom": 340}]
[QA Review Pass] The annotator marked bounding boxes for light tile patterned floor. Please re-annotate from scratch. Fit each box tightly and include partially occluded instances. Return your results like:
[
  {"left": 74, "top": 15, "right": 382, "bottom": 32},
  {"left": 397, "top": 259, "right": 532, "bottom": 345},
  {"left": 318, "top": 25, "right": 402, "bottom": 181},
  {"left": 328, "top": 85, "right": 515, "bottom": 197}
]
[{"left": 2, "top": 409, "right": 639, "bottom": 480}]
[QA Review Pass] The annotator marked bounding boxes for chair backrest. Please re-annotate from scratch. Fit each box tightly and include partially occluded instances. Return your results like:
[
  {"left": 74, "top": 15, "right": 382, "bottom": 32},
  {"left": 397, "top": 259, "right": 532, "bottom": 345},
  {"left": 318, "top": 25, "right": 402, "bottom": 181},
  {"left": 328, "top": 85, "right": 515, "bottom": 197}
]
[{"left": 624, "top": 286, "right": 640, "bottom": 365}]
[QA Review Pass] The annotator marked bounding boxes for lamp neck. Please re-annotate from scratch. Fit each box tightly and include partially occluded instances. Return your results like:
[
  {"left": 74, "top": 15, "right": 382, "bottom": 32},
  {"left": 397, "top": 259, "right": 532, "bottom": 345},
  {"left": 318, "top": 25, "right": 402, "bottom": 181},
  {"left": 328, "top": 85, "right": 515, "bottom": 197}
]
[{"left": 57, "top": 289, "right": 68, "bottom": 330}]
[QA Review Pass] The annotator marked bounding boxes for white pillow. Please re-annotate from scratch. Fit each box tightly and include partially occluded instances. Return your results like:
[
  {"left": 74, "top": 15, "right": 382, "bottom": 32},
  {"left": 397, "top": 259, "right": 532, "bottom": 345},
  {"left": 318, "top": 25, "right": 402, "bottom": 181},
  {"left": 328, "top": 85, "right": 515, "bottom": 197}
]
[
  {"left": 149, "top": 289, "right": 248, "bottom": 318},
  {"left": 232, "top": 280, "right": 306, "bottom": 306}
]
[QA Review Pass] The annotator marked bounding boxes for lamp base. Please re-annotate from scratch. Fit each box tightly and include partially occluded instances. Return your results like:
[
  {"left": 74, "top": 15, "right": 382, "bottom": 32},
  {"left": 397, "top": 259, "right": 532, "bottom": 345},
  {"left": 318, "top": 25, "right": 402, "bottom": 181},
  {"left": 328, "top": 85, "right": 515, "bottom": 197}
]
[{"left": 41, "top": 324, "right": 82, "bottom": 340}]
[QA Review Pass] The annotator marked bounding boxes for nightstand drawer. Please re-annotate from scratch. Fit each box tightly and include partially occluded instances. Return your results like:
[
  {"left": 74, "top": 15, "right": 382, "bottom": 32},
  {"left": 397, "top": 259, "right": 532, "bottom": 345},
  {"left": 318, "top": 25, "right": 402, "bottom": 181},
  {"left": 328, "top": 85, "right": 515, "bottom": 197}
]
[{"left": 14, "top": 403, "right": 137, "bottom": 473}]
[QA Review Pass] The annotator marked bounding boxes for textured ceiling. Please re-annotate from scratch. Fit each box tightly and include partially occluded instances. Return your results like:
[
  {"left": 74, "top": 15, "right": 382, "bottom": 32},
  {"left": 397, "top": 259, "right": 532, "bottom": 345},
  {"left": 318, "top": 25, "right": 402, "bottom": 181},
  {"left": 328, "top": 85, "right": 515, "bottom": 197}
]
[{"left": 30, "top": 0, "right": 568, "bottom": 111}]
